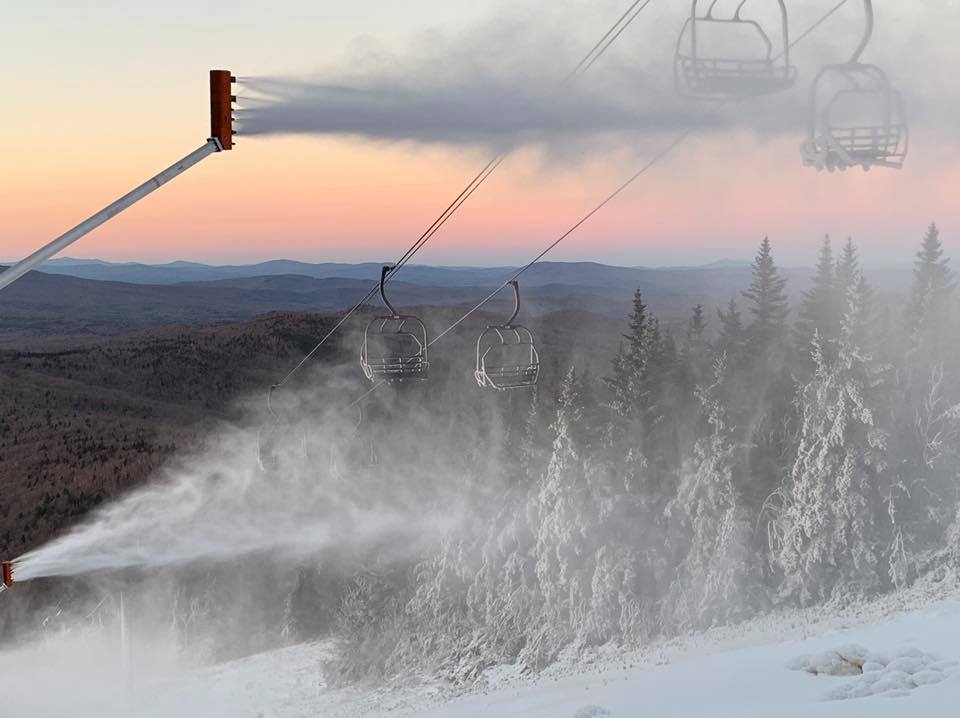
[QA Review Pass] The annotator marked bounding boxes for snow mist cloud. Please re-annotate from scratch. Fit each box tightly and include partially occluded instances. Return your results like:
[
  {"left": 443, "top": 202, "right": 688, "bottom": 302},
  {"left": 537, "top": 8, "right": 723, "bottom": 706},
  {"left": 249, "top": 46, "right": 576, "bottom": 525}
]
[
  {"left": 12, "top": 379, "right": 464, "bottom": 582},
  {"left": 236, "top": 73, "right": 726, "bottom": 148},
  {"left": 234, "top": 2, "right": 960, "bottom": 152},
  {"left": 234, "top": 10, "right": 735, "bottom": 149}
]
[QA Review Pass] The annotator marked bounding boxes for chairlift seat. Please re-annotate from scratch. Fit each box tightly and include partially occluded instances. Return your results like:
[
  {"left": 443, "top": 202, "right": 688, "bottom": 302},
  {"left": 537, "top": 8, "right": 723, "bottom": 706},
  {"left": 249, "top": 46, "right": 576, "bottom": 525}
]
[
  {"left": 674, "top": 3, "right": 796, "bottom": 101},
  {"left": 677, "top": 56, "right": 796, "bottom": 99}
]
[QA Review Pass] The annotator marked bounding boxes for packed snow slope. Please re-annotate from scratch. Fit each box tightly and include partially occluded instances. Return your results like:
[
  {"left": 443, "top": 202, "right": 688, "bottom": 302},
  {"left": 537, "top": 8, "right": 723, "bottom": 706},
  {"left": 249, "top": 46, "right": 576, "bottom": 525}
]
[{"left": 2, "top": 582, "right": 959, "bottom": 717}]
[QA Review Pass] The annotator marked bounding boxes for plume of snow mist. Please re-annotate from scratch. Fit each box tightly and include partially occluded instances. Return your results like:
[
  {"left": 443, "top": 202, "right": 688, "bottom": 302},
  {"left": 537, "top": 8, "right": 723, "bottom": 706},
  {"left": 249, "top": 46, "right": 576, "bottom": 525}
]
[
  {"left": 12, "top": 404, "right": 463, "bottom": 582},
  {"left": 234, "top": 8, "right": 738, "bottom": 149},
  {"left": 236, "top": 73, "right": 726, "bottom": 148}
]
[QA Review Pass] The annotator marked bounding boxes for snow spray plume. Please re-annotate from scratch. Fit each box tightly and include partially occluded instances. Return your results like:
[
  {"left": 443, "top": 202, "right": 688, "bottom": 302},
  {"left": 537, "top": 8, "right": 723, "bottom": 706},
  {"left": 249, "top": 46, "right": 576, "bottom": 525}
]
[
  {"left": 234, "top": 9, "right": 739, "bottom": 149},
  {"left": 235, "top": 3, "right": 956, "bottom": 151},
  {"left": 11, "top": 368, "right": 468, "bottom": 583},
  {"left": 236, "top": 73, "right": 726, "bottom": 149}
]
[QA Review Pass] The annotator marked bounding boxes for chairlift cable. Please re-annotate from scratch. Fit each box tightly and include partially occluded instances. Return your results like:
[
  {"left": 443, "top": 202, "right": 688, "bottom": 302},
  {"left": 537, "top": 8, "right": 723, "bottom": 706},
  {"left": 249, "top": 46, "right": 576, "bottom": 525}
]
[
  {"left": 578, "top": 0, "right": 656, "bottom": 76},
  {"left": 270, "top": 156, "right": 502, "bottom": 391},
  {"left": 348, "top": 129, "right": 691, "bottom": 410},
  {"left": 427, "top": 130, "right": 692, "bottom": 349},
  {"left": 268, "top": 0, "right": 659, "bottom": 393},
  {"left": 349, "top": 0, "right": 864, "bottom": 408},
  {"left": 568, "top": 0, "right": 655, "bottom": 79},
  {"left": 453, "top": 0, "right": 865, "bottom": 346},
  {"left": 774, "top": 0, "right": 853, "bottom": 61}
]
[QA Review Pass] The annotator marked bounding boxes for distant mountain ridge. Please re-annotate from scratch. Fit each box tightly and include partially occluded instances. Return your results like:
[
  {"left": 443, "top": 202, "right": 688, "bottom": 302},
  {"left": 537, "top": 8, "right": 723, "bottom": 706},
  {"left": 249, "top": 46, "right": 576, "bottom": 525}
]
[
  {"left": 0, "top": 260, "right": 914, "bottom": 346},
  {"left": 25, "top": 257, "right": 769, "bottom": 287}
]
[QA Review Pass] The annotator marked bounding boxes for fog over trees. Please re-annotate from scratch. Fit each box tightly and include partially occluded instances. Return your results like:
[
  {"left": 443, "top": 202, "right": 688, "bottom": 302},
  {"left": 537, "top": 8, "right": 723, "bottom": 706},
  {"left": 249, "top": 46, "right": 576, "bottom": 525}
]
[{"left": 316, "top": 223, "right": 960, "bottom": 682}]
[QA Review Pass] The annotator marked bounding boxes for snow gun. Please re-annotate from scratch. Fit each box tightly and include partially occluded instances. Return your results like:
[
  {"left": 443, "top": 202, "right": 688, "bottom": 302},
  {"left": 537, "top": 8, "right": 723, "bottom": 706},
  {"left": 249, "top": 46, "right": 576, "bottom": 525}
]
[
  {"left": 0, "top": 70, "right": 237, "bottom": 293},
  {"left": 2, "top": 561, "right": 12, "bottom": 589}
]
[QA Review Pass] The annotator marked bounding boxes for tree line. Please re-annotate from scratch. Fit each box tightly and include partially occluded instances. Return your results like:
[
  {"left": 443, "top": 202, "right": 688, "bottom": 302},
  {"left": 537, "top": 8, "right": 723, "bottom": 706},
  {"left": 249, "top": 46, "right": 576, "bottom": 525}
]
[{"left": 304, "top": 225, "right": 960, "bottom": 680}]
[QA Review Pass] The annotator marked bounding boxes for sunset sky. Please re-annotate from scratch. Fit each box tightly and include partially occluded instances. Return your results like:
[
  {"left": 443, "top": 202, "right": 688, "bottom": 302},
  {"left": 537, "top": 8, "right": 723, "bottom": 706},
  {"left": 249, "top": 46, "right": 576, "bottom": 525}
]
[{"left": 2, "top": 1, "right": 957, "bottom": 268}]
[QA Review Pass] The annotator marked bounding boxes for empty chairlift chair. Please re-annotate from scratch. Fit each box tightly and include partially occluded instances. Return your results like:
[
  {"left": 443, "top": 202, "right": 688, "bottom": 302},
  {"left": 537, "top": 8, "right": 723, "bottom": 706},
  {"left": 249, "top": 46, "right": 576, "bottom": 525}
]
[
  {"left": 258, "top": 386, "right": 307, "bottom": 473},
  {"left": 475, "top": 281, "right": 540, "bottom": 391},
  {"left": 800, "top": 2, "right": 907, "bottom": 172},
  {"left": 675, "top": 0, "right": 797, "bottom": 101},
  {"left": 360, "top": 266, "right": 429, "bottom": 383},
  {"left": 330, "top": 405, "right": 381, "bottom": 477}
]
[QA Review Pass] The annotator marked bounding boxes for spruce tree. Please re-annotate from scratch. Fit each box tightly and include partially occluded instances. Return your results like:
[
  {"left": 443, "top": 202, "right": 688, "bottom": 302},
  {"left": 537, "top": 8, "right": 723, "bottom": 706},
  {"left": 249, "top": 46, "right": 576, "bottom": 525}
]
[
  {"left": 906, "top": 223, "right": 954, "bottom": 350},
  {"left": 606, "top": 290, "right": 652, "bottom": 418},
  {"left": 531, "top": 368, "right": 597, "bottom": 653},
  {"left": 740, "top": 238, "right": 793, "bottom": 514},
  {"left": 743, "top": 237, "right": 790, "bottom": 354},
  {"left": 835, "top": 238, "right": 860, "bottom": 308},
  {"left": 666, "top": 352, "right": 765, "bottom": 629},
  {"left": 776, "top": 274, "right": 888, "bottom": 604},
  {"left": 682, "top": 305, "right": 712, "bottom": 388},
  {"left": 795, "top": 236, "right": 839, "bottom": 365},
  {"left": 886, "top": 224, "right": 959, "bottom": 577},
  {"left": 716, "top": 298, "right": 747, "bottom": 364}
]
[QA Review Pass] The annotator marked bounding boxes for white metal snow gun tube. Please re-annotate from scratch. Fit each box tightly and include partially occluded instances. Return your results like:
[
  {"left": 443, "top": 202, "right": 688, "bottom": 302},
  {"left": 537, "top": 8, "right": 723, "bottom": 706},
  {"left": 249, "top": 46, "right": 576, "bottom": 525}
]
[{"left": 0, "top": 70, "right": 237, "bottom": 293}]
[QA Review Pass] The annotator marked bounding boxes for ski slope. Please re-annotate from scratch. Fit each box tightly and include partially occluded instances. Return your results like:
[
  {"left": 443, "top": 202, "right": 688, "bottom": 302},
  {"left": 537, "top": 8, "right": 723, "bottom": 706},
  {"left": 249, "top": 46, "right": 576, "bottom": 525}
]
[
  {"left": 2, "top": 579, "right": 959, "bottom": 718},
  {"left": 421, "top": 598, "right": 960, "bottom": 718}
]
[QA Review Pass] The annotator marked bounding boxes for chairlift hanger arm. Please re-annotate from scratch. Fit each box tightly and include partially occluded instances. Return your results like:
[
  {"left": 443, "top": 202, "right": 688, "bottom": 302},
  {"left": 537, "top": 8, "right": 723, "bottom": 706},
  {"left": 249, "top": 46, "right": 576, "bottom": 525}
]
[
  {"left": 505, "top": 280, "right": 521, "bottom": 328},
  {"left": 379, "top": 265, "right": 400, "bottom": 318},
  {"left": 851, "top": 0, "right": 874, "bottom": 63}
]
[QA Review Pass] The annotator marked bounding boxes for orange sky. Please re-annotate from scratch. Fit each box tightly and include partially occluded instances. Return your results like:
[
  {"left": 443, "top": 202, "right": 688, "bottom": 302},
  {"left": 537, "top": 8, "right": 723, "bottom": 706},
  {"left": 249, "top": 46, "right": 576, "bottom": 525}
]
[{"left": 2, "top": 1, "right": 957, "bottom": 268}]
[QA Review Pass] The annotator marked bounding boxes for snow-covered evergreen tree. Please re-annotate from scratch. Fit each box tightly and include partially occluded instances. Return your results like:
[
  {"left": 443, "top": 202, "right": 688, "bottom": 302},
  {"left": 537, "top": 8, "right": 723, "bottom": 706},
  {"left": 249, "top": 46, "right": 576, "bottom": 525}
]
[
  {"left": 886, "top": 225, "right": 959, "bottom": 583},
  {"left": 743, "top": 237, "right": 790, "bottom": 353},
  {"left": 906, "top": 223, "right": 954, "bottom": 349},
  {"left": 795, "top": 237, "right": 838, "bottom": 369},
  {"left": 717, "top": 298, "right": 747, "bottom": 364},
  {"left": 666, "top": 352, "right": 765, "bottom": 630},
  {"left": 530, "top": 368, "right": 599, "bottom": 656},
  {"left": 776, "top": 275, "right": 889, "bottom": 603},
  {"left": 739, "top": 238, "right": 794, "bottom": 517}
]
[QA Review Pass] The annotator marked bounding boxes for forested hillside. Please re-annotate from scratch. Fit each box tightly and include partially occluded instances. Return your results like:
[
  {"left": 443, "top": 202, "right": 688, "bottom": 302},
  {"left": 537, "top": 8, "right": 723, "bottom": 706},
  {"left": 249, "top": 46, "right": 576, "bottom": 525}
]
[
  {"left": 323, "top": 225, "right": 960, "bottom": 682},
  {"left": 3, "top": 229, "right": 958, "bottom": 682}
]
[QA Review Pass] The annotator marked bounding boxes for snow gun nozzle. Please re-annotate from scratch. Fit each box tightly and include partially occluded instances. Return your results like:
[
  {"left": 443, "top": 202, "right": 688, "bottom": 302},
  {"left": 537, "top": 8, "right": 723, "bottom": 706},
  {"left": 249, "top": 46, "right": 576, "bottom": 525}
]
[
  {"left": 209, "top": 69, "right": 237, "bottom": 150},
  {"left": 2, "top": 561, "right": 12, "bottom": 588}
]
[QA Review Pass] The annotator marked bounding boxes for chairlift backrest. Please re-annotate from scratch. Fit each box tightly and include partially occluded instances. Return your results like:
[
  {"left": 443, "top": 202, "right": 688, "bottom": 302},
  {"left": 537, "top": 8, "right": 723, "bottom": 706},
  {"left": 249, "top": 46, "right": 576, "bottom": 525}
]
[{"left": 675, "top": 0, "right": 796, "bottom": 101}]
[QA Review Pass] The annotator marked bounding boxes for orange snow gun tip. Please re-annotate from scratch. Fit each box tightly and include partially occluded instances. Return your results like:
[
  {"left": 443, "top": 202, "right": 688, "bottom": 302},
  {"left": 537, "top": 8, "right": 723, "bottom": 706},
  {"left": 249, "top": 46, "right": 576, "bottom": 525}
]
[
  {"left": 2, "top": 561, "right": 13, "bottom": 588},
  {"left": 210, "top": 69, "right": 237, "bottom": 150}
]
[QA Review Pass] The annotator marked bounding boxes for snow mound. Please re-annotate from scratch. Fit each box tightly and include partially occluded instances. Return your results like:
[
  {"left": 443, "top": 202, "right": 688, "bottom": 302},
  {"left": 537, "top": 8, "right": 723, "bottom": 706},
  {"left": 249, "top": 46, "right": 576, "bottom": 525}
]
[
  {"left": 573, "top": 707, "right": 612, "bottom": 718},
  {"left": 790, "top": 645, "right": 959, "bottom": 700},
  {"left": 788, "top": 644, "right": 870, "bottom": 676}
]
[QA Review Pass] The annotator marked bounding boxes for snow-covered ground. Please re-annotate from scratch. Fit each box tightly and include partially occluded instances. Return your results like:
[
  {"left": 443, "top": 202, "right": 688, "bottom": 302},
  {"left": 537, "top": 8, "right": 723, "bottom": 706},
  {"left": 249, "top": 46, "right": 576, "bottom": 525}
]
[{"left": 3, "top": 578, "right": 960, "bottom": 718}]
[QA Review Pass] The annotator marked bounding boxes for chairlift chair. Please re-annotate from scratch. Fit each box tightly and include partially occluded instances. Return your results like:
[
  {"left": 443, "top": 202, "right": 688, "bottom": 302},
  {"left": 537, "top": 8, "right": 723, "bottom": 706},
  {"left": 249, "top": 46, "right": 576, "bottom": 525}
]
[
  {"left": 801, "top": 0, "right": 908, "bottom": 172},
  {"left": 258, "top": 386, "right": 307, "bottom": 473},
  {"left": 475, "top": 281, "right": 540, "bottom": 391},
  {"left": 330, "top": 405, "right": 381, "bottom": 476},
  {"left": 675, "top": 0, "right": 797, "bottom": 101},
  {"left": 360, "top": 266, "right": 429, "bottom": 383}
]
